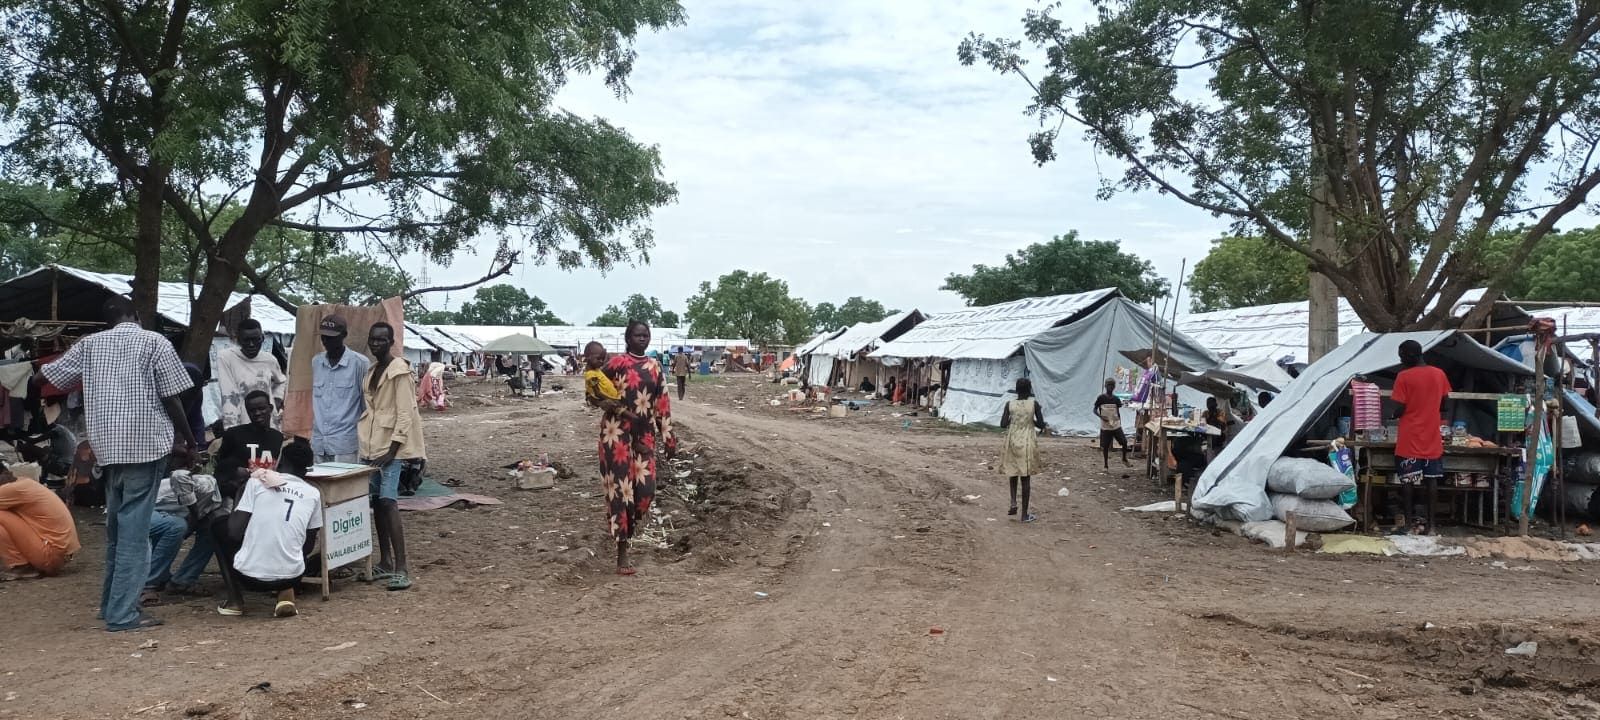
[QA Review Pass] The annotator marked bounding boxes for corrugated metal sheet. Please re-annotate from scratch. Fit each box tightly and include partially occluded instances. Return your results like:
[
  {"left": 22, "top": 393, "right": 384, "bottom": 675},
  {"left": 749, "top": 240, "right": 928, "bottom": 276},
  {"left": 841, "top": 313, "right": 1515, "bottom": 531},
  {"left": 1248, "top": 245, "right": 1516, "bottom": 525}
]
[
  {"left": 872, "top": 289, "right": 1118, "bottom": 360},
  {"left": 811, "top": 309, "right": 921, "bottom": 359}
]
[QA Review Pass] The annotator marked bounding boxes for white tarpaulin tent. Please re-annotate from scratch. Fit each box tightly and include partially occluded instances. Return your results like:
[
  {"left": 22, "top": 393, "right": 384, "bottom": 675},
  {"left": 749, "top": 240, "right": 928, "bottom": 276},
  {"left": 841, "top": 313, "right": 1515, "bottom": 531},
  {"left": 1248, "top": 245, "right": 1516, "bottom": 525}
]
[
  {"left": 1025, "top": 300, "right": 1222, "bottom": 435},
  {"left": 874, "top": 289, "right": 1221, "bottom": 434},
  {"left": 1191, "top": 331, "right": 1531, "bottom": 522},
  {"left": 1175, "top": 289, "right": 1506, "bottom": 367},
  {"left": 807, "top": 310, "right": 925, "bottom": 388}
]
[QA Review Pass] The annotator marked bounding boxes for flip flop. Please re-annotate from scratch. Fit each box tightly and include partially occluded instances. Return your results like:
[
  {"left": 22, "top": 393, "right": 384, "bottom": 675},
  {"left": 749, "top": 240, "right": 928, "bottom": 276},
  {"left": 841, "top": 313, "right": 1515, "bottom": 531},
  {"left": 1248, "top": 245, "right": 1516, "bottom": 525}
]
[
  {"left": 216, "top": 605, "right": 243, "bottom": 616},
  {"left": 140, "top": 590, "right": 163, "bottom": 607},
  {"left": 106, "top": 615, "right": 164, "bottom": 632},
  {"left": 1022, "top": 515, "right": 1038, "bottom": 523},
  {"left": 1007, "top": 506, "right": 1018, "bottom": 516},
  {"left": 356, "top": 567, "right": 396, "bottom": 583},
  {"left": 274, "top": 600, "right": 298, "bottom": 618},
  {"left": 616, "top": 567, "right": 636, "bottom": 576},
  {"left": 385, "top": 573, "right": 413, "bottom": 591}
]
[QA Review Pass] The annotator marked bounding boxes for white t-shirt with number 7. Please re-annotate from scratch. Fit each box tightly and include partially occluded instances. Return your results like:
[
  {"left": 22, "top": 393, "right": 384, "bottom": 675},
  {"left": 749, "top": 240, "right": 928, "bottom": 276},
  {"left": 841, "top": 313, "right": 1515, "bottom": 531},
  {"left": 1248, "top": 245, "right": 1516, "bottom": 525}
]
[{"left": 234, "top": 476, "right": 324, "bottom": 582}]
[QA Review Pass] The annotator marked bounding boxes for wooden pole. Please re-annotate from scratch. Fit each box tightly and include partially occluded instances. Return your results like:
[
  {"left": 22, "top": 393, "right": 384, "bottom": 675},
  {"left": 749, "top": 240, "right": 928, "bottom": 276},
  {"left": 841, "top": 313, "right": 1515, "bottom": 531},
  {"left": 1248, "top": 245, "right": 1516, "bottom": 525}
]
[
  {"left": 1553, "top": 397, "right": 1565, "bottom": 538},
  {"left": 1284, "top": 511, "right": 1297, "bottom": 553},
  {"left": 1521, "top": 346, "right": 1547, "bottom": 537},
  {"left": 49, "top": 267, "right": 58, "bottom": 321}
]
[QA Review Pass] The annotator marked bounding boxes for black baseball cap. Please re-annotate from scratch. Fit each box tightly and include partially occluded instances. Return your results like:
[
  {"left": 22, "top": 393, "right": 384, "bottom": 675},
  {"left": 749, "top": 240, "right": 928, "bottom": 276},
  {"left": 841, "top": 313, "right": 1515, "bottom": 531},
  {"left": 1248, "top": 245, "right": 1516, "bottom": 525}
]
[{"left": 319, "top": 314, "right": 349, "bottom": 337}]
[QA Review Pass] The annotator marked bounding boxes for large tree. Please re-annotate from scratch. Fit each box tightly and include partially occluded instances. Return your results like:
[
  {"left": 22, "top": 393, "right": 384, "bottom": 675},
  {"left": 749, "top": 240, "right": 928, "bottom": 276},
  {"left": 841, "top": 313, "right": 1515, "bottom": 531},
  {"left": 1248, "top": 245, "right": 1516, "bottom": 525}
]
[
  {"left": 0, "top": 0, "right": 682, "bottom": 361},
  {"left": 684, "top": 271, "right": 812, "bottom": 346},
  {"left": 811, "top": 296, "right": 894, "bottom": 332},
  {"left": 593, "top": 294, "right": 680, "bottom": 328},
  {"left": 942, "top": 231, "right": 1168, "bottom": 306},
  {"left": 1188, "top": 235, "right": 1309, "bottom": 312},
  {"left": 961, "top": 1, "right": 1600, "bottom": 336},
  {"left": 453, "top": 284, "right": 565, "bottom": 327}
]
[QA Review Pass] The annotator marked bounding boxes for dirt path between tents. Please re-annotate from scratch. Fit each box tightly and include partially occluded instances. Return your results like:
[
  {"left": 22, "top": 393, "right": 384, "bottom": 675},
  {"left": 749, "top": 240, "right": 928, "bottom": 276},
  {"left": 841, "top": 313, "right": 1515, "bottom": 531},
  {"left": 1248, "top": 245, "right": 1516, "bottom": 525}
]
[{"left": 5, "top": 376, "right": 1600, "bottom": 719}]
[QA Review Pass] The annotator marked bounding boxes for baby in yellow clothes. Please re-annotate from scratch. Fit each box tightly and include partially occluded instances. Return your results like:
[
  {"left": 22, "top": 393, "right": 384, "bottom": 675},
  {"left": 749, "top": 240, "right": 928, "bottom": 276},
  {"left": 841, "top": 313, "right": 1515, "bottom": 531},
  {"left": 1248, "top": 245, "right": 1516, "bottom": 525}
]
[{"left": 579, "top": 342, "right": 620, "bottom": 409}]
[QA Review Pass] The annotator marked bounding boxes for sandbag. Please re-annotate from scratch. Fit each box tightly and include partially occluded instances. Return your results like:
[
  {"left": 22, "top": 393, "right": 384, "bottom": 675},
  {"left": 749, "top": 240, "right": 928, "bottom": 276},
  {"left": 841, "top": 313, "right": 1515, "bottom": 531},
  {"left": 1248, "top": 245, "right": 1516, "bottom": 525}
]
[
  {"left": 1269, "top": 493, "right": 1355, "bottom": 532},
  {"left": 1265, "top": 457, "right": 1355, "bottom": 500},
  {"left": 1563, "top": 453, "right": 1600, "bottom": 485}
]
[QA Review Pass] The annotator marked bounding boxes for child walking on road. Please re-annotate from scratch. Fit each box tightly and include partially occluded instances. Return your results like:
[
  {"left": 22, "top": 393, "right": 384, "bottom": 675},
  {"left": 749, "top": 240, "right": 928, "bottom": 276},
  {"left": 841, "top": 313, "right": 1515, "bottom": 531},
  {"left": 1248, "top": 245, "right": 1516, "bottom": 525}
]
[{"left": 1000, "top": 378, "right": 1047, "bottom": 523}]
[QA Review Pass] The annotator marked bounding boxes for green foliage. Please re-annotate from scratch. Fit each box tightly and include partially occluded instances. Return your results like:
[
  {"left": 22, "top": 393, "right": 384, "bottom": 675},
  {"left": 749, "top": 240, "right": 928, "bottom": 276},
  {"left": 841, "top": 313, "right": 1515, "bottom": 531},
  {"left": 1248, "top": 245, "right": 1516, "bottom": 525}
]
[
  {"left": 0, "top": 0, "right": 684, "bottom": 358},
  {"left": 593, "top": 294, "right": 680, "bottom": 328},
  {"left": 811, "top": 297, "right": 894, "bottom": 332},
  {"left": 1188, "top": 236, "right": 1309, "bottom": 312},
  {"left": 1485, "top": 226, "right": 1600, "bottom": 302},
  {"left": 454, "top": 284, "right": 566, "bottom": 326},
  {"left": 961, "top": 1, "right": 1600, "bottom": 330},
  {"left": 411, "top": 309, "right": 460, "bottom": 325},
  {"left": 942, "top": 231, "right": 1169, "bottom": 306},
  {"left": 684, "top": 271, "right": 812, "bottom": 346}
]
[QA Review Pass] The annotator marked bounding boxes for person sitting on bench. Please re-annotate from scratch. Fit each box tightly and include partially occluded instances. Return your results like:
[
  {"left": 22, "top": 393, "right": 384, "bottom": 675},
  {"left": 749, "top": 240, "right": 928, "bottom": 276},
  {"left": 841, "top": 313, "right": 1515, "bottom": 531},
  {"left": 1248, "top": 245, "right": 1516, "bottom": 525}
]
[{"left": 213, "top": 440, "right": 322, "bottom": 618}]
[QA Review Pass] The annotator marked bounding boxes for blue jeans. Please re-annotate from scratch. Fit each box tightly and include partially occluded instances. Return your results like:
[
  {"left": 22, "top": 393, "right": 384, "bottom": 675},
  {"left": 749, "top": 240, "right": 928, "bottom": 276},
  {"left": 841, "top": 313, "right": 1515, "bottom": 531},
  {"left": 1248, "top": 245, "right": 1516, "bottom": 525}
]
[
  {"left": 145, "top": 513, "right": 215, "bottom": 589},
  {"left": 100, "top": 459, "right": 165, "bottom": 629}
]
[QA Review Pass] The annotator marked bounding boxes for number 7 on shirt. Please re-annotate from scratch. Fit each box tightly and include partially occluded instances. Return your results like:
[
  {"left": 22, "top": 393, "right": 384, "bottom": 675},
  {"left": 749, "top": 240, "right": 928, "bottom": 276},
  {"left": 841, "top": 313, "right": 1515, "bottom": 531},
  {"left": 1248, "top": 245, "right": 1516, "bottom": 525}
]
[{"left": 284, "top": 498, "right": 295, "bottom": 521}]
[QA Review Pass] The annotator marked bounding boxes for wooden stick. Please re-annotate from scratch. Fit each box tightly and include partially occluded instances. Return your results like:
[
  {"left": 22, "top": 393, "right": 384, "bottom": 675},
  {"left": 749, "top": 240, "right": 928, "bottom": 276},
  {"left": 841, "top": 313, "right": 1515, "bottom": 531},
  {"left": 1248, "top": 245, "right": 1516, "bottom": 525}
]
[
  {"left": 1284, "top": 511, "right": 1296, "bottom": 553},
  {"left": 1333, "top": 666, "right": 1377, "bottom": 682},
  {"left": 416, "top": 684, "right": 449, "bottom": 705}
]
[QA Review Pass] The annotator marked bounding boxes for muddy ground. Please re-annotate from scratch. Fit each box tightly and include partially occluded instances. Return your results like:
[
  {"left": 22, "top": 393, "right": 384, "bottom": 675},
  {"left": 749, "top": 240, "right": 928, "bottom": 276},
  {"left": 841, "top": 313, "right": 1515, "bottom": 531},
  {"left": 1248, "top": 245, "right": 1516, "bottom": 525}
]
[{"left": 4, "top": 373, "right": 1600, "bottom": 719}]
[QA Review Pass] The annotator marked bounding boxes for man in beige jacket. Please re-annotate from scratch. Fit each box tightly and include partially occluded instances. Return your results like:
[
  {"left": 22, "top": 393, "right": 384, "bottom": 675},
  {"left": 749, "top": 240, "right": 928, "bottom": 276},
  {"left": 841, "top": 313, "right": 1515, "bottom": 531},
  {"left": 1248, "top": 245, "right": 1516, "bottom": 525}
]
[{"left": 358, "top": 322, "right": 425, "bottom": 591}]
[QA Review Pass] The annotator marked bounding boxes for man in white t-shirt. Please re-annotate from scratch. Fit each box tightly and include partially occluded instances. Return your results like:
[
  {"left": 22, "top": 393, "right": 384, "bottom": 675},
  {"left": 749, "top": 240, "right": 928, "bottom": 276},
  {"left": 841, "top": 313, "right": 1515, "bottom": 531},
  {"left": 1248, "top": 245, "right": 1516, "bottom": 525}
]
[
  {"left": 212, "top": 441, "right": 322, "bottom": 618},
  {"left": 213, "top": 319, "right": 287, "bottom": 432}
]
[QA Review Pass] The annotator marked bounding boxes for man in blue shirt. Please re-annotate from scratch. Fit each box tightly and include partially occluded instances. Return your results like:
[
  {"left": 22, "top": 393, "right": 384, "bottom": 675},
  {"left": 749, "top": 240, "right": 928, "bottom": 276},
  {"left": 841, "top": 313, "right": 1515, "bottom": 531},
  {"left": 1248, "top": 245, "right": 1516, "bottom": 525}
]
[{"left": 310, "top": 315, "right": 369, "bottom": 464}]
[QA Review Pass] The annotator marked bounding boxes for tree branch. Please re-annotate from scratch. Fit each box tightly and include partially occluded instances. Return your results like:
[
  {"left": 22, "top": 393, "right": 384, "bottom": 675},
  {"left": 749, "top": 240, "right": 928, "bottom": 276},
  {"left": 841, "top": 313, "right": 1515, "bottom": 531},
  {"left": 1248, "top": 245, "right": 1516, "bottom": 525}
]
[{"left": 401, "top": 252, "right": 521, "bottom": 300}]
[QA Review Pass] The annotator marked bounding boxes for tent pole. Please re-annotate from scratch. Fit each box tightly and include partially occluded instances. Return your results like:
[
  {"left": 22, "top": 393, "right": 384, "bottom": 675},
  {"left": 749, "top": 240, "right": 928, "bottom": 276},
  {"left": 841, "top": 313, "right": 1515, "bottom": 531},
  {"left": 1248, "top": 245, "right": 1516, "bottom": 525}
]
[{"left": 50, "top": 267, "right": 58, "bottom": 321}]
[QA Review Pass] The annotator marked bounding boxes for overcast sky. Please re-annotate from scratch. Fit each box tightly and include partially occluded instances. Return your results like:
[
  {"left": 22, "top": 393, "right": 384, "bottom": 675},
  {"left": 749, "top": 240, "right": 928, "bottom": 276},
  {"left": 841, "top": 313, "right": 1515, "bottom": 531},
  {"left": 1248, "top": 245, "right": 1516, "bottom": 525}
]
[{"left": 400, "top": 0, "right": 1241, "bottom": 324}]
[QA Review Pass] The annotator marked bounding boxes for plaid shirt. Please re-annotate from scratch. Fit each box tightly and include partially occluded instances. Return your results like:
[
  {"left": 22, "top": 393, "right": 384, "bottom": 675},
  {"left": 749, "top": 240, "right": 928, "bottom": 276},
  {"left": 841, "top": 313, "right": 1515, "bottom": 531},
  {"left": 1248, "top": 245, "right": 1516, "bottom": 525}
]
[{"left": 42, "top": 322, "right": 192, "bottom": 466}]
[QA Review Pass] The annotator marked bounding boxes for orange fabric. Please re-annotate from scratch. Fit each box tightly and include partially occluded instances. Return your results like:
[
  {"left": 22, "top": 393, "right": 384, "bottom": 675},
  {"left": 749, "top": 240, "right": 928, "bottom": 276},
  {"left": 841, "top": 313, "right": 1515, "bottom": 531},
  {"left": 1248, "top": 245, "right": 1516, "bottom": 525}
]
[
  {"left": 281, "top": 299, "right": 406, "bottom": 440},
  {"left": 0, "top": 477, "right": 78, "bottom": 573}
]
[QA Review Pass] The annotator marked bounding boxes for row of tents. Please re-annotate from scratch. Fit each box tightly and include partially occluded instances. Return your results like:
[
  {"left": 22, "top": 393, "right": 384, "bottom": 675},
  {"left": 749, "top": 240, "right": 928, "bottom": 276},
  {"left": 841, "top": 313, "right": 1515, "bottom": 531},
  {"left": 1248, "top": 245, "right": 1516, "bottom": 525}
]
[{"left": 800, "top": 285, "right": 1600, "bottom": 437}]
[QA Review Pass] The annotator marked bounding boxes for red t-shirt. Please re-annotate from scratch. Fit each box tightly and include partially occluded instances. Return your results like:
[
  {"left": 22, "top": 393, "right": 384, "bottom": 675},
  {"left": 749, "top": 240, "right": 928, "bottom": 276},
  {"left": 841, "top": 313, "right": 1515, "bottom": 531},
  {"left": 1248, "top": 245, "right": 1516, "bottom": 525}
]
[{"left": 1392, "top": 365, "right": 1452, "bottom": 460}]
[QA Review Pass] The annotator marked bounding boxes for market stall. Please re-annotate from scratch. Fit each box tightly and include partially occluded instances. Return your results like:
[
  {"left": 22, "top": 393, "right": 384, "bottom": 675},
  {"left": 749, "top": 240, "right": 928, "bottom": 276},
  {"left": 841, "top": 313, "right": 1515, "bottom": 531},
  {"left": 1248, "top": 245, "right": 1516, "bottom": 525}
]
[{"left": 1192, "top": 331, "right": 1534, "bottom": 533}]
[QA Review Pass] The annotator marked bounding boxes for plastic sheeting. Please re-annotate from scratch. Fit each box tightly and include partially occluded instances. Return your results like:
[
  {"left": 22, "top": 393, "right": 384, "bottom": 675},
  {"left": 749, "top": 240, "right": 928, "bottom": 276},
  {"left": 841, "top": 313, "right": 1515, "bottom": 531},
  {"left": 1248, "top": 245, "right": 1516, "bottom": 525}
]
[
  {"left": 1176, "top": 298, "right": 1367, "bottom": 366},
  {"left": 807, "top": 355, "right": 835, "bottom": 388},
  {"left": 940, "top": 357, "right": 1025, "bottom": 425},
  {"left": 873, "top": 289, "right": 1117, "bottom": 361},
  {"left": 1191, "top": 331, "right": 1533, "bottom": 522},
  {"left": 811, "top": 310, "right": 922, "bottom": 358},
  {"left": 1024, "top": 299, "right": 1222, "bottom": 436}
]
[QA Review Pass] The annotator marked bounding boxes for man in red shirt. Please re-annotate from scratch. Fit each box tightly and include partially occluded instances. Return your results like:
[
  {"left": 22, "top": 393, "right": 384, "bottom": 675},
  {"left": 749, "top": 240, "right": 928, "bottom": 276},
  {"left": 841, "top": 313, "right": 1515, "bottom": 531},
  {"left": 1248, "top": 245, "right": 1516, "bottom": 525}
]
[{"left": 1390, "top": 339, "right": 1451, "bottom": 534}]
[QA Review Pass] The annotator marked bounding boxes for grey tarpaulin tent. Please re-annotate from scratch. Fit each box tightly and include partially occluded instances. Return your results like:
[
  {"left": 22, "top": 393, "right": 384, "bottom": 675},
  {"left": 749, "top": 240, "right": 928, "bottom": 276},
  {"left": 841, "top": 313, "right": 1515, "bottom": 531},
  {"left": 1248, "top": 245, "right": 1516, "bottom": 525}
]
[
  {"left": 1024, "top": 299, "right": 1222, "bottom": 436},
  {"left": 1191, "top": 331, "right": 1532, "bottom": 522},
  {"left": 480, "top": 333, "right": 558, "bottom": 355}
]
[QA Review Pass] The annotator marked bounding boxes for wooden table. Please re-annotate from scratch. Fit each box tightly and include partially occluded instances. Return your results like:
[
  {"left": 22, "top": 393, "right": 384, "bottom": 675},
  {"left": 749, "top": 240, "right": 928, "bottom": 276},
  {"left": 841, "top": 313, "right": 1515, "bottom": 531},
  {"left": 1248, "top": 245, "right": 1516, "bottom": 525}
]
[
  {"left": 301, "top": 463, "right": 375, "bottom": 600},
  {"left": 1143, "top": 420, "right": 1222, "bottom": 509},
  {"left": 1336, "top": 441, "right": 1519, "bottom": 532}
]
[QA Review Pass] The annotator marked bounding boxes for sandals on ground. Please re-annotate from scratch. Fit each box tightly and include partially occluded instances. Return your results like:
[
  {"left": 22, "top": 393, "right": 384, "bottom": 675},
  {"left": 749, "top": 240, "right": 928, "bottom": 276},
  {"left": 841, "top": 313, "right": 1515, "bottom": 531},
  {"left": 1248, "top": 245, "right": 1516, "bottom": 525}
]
[
  {"left": 1022, "top": 514, "right": 1038, "bottom": 523},
  {"left": 385, "top": 573, "right": 413, "bottom": 591},
  {"left": 274, "top": 600, "right": 298, "bottom": 618}
]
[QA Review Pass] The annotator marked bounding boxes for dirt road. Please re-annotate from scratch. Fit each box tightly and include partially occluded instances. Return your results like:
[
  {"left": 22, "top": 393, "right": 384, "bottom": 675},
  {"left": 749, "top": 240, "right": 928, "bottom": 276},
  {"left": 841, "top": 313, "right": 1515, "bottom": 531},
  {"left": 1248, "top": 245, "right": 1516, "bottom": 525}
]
[{"left": 5, "top": 377, "right": 1600, "bottom": 719}]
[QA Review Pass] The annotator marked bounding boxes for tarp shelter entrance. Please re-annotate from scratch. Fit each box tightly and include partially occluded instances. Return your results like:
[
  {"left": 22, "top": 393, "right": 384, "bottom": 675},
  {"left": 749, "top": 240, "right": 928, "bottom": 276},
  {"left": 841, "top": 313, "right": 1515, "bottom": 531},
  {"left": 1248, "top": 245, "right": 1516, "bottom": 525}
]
[
  {"left": 480, "top": 333, "right": 557, "bottom": 355},
  {"left": 1191, "top": 331, "right": 1532, "bottom": 523},
  {"left": 1025, "top": 300, "right": 1221, "bottom": 435}
]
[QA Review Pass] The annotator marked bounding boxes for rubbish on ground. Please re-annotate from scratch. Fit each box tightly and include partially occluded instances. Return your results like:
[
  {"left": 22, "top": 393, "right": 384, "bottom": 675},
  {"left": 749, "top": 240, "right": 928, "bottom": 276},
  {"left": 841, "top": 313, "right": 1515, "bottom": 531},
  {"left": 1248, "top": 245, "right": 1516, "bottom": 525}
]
[
  {"left": 929, "top": 628, "right": 944, "bottom": 635},
  {"left": 1046, "top": 676, "right": 1058, "bottom": 683},
  {"left": 1121, "top": 501, "right": 1177, "bottom": 513},
  {"left": 323, "top": 641, "right": 358, "bottom": 652},
  {"left": 753, "top": 591, "right": 769, "bottom": 598},
  {"left": 137, "top": 639, "right": 159, "bottom": 650},
  {"left": 962, "top": 494, "right": 982, "bottom": 501},
  {"left": 1317, "top": 534, "right": 1399, "bottom": 556},
  {"left": 1056, "top": 488, "right": 1070, "bottom": 497},
  {"left": 1505, "top": 641, "right": 1539, "bottom": 656}
]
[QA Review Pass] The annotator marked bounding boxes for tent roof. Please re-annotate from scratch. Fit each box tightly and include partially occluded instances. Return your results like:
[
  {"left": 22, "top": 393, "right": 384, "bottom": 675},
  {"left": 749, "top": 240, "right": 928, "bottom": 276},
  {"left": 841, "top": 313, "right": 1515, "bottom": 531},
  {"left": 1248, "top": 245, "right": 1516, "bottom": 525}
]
[
  {"left": 479, "top": 333, "right": 557, "bottom": 355},
  {"left": 0, "top": 264, "right": 298, "bottom": 336},
  {"left": 811, "top": 309, "right": 925, "bottom": 359},
  {"left": 1192, "top": 330, "right": 1531, "bottom": 522},
  {"left": 873, "top": 289, "right": 1119, "bottom": 360},
  {"left": 796, "top": 328, "right": 845, "bottom": 356},
  {"left": 1176, "top": 289, "right": 1514, "bottom": 367},
  {"left": 405, "top": 324, "right": 476, "bottom": 354}
]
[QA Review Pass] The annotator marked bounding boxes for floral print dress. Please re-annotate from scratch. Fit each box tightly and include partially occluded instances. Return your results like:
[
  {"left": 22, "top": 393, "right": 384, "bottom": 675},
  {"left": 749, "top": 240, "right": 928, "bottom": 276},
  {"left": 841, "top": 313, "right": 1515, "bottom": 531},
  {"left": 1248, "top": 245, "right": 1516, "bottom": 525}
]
[{"left": 599, "top": 353, "right": 675, "bottom": 541}]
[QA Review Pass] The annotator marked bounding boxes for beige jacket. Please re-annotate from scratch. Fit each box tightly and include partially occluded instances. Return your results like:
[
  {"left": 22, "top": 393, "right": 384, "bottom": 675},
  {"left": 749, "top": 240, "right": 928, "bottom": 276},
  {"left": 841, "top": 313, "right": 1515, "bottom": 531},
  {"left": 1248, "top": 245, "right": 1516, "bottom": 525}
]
[{"left": 358, "top": 357, "right": 426, "bottom": 461}]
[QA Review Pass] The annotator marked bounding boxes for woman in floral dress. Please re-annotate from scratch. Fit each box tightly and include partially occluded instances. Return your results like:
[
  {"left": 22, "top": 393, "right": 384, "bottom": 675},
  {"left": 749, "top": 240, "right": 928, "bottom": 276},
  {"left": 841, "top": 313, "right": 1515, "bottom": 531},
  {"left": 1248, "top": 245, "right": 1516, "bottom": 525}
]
[{"left": 599, "top": 320, "right": 675, "bottom": 574}]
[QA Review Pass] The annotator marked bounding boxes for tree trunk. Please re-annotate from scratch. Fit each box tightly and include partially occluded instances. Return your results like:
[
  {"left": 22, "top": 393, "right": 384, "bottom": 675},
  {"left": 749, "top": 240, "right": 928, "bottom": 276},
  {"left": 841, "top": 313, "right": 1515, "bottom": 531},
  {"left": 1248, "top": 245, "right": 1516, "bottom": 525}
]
[
  {"left": 1307, "top": 150, "right": 1340, "bottom": 362},
  {"left": 132, "top": 167, "right": 167, "bottom": 331}
]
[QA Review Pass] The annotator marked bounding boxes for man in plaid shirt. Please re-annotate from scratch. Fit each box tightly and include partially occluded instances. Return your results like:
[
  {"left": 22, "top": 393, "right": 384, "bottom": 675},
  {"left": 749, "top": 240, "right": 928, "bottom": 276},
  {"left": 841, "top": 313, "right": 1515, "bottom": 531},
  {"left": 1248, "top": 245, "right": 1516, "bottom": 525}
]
[{"left": 42, "top": 296, "right": 197, "bottom": 632}]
